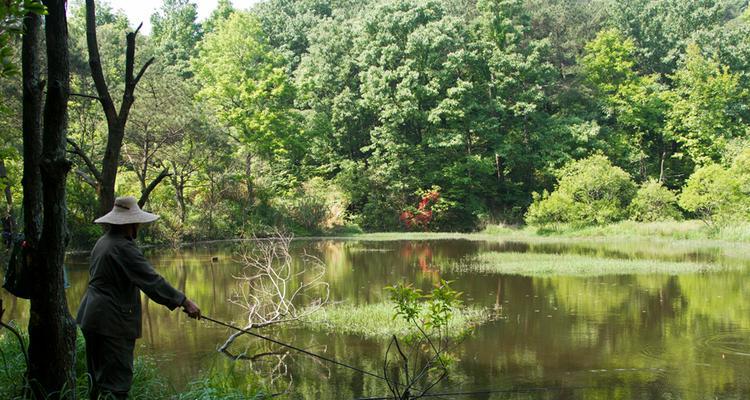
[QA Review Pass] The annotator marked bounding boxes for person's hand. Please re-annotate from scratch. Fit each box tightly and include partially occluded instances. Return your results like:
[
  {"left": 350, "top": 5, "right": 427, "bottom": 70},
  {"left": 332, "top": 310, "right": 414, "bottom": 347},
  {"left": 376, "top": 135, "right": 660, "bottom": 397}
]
[{"left": 181, "top": 298, "right": 201, "bottom": 319}]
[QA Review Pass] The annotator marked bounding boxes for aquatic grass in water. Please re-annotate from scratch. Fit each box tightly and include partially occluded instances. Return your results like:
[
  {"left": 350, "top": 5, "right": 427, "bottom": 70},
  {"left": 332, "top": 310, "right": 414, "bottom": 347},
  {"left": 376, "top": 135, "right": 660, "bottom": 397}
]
[
  {"left": 175, "top": 366, "right": 270, "bottom": 400},
  {"left": 301, "top": 302, "right": 491, "bottom": 339},
  {"left": 451, "top": 252, "right": 721, "bottom": 277}
]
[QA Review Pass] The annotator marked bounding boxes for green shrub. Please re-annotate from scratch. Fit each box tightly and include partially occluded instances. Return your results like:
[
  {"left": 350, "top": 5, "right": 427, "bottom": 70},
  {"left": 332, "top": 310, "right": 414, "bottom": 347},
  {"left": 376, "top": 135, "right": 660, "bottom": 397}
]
[
  {"left": 526, "top": 155, "right": 636, "bottom": 228},
  {"left": 280, "top": 177, "right": 350, "bottom": 235},
  {"left": 678, "top": 148, "right": 750, "bottom": 226},
  {"left": 176, "top": 366, "right": 270, "bottom": 400},
  {"left": 628, "top": 180, "right": 682, "bottom": 222}
]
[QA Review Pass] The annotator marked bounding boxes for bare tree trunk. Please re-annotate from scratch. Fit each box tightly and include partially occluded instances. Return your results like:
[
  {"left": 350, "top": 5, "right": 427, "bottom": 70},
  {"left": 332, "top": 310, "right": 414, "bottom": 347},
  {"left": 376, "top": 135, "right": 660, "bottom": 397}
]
[
  {"left": 169, "top": 165, "right": 188, "bottom": 224},
  {"left": 26, "top": 1, "right": 77, "bottom": 397},
  {"left": 84, "top": 0, "right": 155, "bottom": 217},
  {"left": 0, "top": 160, "right": 14, "bottom": 231},
  {"left": 659, "top": 150, "right": 666, "bottom": 183},
  {"left": 244, "top": 152, "right": 253, "bottom": 227}
]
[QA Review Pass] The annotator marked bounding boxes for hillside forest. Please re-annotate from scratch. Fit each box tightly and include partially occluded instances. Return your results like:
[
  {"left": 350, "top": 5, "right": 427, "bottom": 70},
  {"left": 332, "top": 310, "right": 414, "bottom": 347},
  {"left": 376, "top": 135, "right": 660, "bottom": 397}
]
[{"left": 1, "top": 0, "right": 749, "bottom": 245}]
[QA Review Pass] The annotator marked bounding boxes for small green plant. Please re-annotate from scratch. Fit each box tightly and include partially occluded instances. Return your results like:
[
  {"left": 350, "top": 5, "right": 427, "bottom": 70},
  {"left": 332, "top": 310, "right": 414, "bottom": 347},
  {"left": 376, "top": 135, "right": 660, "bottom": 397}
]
[{"left": 383, "top": 280, "right": 469, "bottom": 399}]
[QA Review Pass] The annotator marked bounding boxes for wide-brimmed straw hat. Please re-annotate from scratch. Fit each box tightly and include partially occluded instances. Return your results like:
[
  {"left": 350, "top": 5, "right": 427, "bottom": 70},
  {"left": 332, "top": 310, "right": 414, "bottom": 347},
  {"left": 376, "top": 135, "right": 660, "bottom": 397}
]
[{"left": 94, "top": 196, "right": 159, "bottom": 225}]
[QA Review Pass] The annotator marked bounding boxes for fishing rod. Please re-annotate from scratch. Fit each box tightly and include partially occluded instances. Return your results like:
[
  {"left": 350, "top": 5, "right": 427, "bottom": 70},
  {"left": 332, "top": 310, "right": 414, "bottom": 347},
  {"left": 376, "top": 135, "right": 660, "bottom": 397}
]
[{"left": 201, "top": 315, "right": 387, "bottom": 382}]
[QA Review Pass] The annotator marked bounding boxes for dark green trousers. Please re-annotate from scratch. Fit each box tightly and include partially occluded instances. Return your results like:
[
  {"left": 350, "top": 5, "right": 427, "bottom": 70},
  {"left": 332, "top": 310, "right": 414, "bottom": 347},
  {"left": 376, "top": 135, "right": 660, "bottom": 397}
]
[{"left": 83, "top": 330, "right": 135, "bottom": 400}]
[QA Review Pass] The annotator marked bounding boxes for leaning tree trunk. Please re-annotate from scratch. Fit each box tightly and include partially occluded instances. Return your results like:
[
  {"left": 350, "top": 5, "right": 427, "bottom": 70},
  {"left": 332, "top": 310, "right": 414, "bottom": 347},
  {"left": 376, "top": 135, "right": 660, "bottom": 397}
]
[{"left": 26, "top": 1, "right": 77, "bottom": 397}]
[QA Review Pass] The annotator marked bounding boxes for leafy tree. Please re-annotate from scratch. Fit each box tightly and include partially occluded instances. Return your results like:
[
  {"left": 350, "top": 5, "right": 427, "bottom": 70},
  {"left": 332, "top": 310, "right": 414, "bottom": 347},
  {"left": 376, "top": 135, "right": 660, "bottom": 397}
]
[
  {"left": 202, "top": 0, "right": 234, "bottom": 35},
  {"left": 582, "top": 28, "right": 672, "bottom": 181},
  {"left": 150, "top": 0, "right": 201, "bottom": 77},
  {"left": 473, "top": 0, "right": 557, "bottom": 205},
  {"left": 678, "top": 164, "right": 739, "bottom": 225},
  {"left": 608, "top": 0, "right": 742, "bottom": 75},
  {"left": 679, "top": 148, "right": 750, "bottom": 225},
  {"left": 194, "top": 12, "right": 303, "bottom": 206},
  {"left": 526, "top": 155, "right": 637, "bottom": 228},
  {"left": 524, "top": 0, "right": 608, "bottom": 79},
  {"left": 252, "top": 0, "right": 364, "bottom": 71},
  {"left": 665, "top": 44, "right": 748, "bottom": 165},
  {"left": 0, "top": 0, "right": 46, "bottom": 76}
]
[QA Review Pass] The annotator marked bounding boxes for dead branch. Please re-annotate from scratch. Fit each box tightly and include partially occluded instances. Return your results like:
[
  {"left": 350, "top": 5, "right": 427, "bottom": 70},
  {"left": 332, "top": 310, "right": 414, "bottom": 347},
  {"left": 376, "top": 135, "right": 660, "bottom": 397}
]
[{"left": 219, "top": 231, "right": 329, "bottom": 355}]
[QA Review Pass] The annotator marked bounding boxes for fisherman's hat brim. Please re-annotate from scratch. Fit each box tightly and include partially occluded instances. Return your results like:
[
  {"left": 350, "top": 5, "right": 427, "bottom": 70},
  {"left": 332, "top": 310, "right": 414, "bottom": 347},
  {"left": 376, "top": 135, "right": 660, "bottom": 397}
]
[
  {"left": 94, "top": 212, "right": 159, "bottom": 225},
  {"left": 94, "top": 196, "right": 160, "bottom": 225}
]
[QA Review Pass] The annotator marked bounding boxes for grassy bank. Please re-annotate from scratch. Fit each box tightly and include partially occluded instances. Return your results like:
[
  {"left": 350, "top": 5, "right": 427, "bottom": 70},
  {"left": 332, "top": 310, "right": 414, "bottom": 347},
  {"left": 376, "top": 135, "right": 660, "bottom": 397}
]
[
  {"left": 333, "top": 220, "right": 750, "bottom": 262},
  {"left": 341, "top": 220, "right": 750, "bottom": 242},
  {"left": 0, "top": 328, "right": 269, "bottom": 400},
  {"left": 449, "top": 252, "right": 720, "bottom": 277},
  {"left": 301, "top": 302, "right": 492, "bottom": 339}
]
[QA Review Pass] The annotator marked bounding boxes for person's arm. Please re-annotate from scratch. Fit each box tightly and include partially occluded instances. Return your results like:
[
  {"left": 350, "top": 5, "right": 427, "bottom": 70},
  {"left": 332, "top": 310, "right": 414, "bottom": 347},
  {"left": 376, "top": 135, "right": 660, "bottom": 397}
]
[{"left": 121, "top": 242, "right": 201, "bottom": 318}]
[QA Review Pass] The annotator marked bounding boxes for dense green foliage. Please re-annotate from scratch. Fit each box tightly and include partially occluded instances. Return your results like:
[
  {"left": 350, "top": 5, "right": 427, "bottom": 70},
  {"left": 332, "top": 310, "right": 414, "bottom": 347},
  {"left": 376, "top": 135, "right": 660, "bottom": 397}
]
[
  {"left": 679, "top": 149, "right": 750, "bottom": 225},
  {"left": 628, "top": 179, "right": 682, "bottom": 222},
  {"left": 526, "top": 155, "right": 637, "bottom": 228},
  {"left": 0, "top": 0, "right": 749, "bottom": 244}
]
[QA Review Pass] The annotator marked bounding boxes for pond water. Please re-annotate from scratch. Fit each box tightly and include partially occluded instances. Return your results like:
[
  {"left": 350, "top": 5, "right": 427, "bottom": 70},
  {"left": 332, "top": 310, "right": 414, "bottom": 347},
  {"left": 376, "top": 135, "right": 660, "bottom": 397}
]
[{"left": 3, "top": 237, "right": 750, "bottom": 399}]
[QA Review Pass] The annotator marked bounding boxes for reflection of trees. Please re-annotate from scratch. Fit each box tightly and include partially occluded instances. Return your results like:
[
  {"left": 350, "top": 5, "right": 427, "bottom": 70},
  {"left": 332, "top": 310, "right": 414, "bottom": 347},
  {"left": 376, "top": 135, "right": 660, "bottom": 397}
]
[{"left": 5, "top": 239, "right": 750, "bottom": 398}]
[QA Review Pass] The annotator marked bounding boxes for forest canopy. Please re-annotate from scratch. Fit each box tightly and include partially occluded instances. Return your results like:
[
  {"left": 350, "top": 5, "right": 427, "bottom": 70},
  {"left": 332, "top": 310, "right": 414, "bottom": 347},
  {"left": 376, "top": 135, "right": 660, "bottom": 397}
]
[{"left": 1, "top": 0, "right": 749, "bottom": 244}]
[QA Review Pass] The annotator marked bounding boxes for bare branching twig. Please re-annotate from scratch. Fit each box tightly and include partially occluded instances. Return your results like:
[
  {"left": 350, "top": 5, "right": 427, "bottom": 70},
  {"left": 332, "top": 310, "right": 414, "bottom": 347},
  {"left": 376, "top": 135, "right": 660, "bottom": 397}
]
[{"left": 219, "top": 231, "right": 330, "bottom": 356}]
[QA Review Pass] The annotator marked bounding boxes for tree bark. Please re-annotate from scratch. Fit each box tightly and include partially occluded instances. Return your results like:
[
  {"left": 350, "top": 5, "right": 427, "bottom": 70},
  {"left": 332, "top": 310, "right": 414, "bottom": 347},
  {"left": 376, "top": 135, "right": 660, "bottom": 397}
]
[
  {"left": 22, "top": 11, "right": 43, "bottom": 247},
  {"left": 137, "top": 167, "right": 171, "bottom": 208},
  {"left": 169, "top": 163, "right": 187, "bottom": 223},
  {"left": 26, "top": 1, "right": 77, "bottom": 398}
]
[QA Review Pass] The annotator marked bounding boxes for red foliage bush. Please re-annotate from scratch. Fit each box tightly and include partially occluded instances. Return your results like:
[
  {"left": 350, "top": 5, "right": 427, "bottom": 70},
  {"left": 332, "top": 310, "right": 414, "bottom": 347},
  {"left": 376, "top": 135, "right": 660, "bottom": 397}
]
[{"left": 400, "top": 189, "right": 440, "bottom": 230}]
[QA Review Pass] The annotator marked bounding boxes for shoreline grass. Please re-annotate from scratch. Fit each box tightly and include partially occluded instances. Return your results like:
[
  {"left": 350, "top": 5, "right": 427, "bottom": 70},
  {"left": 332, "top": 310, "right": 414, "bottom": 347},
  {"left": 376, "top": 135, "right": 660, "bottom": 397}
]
[
  {"left": 300, "top": 302, "right": 492, "bottom": 339},
  {"left": 449, "top": 251, "right": 724, "bottom": 277}
]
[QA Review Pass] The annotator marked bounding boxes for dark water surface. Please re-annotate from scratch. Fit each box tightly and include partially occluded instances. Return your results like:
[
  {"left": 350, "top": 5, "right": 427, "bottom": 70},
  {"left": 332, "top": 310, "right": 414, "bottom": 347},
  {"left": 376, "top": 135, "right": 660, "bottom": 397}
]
[{"left": 3, "top": 238, "right": 750, "bottom": 399}]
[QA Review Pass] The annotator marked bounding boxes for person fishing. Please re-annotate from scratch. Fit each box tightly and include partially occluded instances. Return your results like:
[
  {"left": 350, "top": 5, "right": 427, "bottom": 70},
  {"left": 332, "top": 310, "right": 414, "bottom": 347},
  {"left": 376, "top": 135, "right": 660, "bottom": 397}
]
[{"left": 76, "top": 196, "right": 201, "bottom": 400}]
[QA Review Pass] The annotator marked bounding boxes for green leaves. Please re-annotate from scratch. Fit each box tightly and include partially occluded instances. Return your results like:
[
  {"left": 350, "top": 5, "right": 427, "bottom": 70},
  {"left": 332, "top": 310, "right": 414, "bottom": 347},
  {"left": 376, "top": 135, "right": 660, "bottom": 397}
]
[
  {"left": 526, "top": 155, "right": 637, "bottom": 228},
  {"left": 194, "top": 12, "right": 302, "bottom": 161},
  {"left": 386, "top": 280, "right": 463, "bottom": 332},
  {"left": 0, "top": 0, "right": 46, "bottom": 77},
  {"left": 665, "top": 44, "right": 748, "bottom": 165},
  {"left": 386, "top": 282, "right": 423, "bottom": 324},
  {"left": 679, "top": 149, "right": 750, "bottom": 226}
]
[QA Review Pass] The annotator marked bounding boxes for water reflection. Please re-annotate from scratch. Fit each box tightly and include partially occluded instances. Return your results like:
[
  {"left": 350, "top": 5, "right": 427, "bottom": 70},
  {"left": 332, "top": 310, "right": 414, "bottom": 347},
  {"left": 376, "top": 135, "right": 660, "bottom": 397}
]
[{"left": 2, "top": 238, "right": 750, "bottom": 399}]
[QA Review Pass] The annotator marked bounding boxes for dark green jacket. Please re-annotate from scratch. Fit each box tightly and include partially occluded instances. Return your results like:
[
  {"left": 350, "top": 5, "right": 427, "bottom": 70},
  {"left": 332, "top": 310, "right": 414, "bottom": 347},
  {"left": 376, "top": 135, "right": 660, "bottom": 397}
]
[{"left": 76, "top": 230, "right": 185, "bottom": 339}]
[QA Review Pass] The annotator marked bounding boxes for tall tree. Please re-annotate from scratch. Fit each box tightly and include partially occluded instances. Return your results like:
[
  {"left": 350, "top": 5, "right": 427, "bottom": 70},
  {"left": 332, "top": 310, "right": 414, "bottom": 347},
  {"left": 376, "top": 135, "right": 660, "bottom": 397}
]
[
  {"left": 150, "top": 0, "right": 201, "bottom": 77},
  {"left": 23, "top": 0, "right": 77, "bottom": 396},
  {"left": 582, "top": 28, "right": 671, "bottom": 181},
  {"left": 74, "top": 0, "right": 155, "bottom": 216},
  {"left": 665, "top": 44, "right": 748, "bottom": 165},
  {"left": 608, "top": 0, "right": 743, "bottom": 75},
  {"left": 202, "top": 0, "right": 234, "bottom": 34},
  {"left": 194, "top": 12, "right": 302, "bottom": 208}
]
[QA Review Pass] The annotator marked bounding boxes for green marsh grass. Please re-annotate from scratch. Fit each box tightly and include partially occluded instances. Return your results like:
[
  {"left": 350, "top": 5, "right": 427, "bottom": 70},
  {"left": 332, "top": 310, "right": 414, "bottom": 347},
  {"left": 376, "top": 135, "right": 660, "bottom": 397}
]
[
  {"left": 339, "top": 221, "right": 750, "bottom": 263},
  {"left": 301, "top": 302, "right": 491, "bottom": 339},
  {"left": 175, "top": 366, "right": 270, "bottom": 400},
  {"left": 451, "top": 252, "right": 721, "bottom": 277}
]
